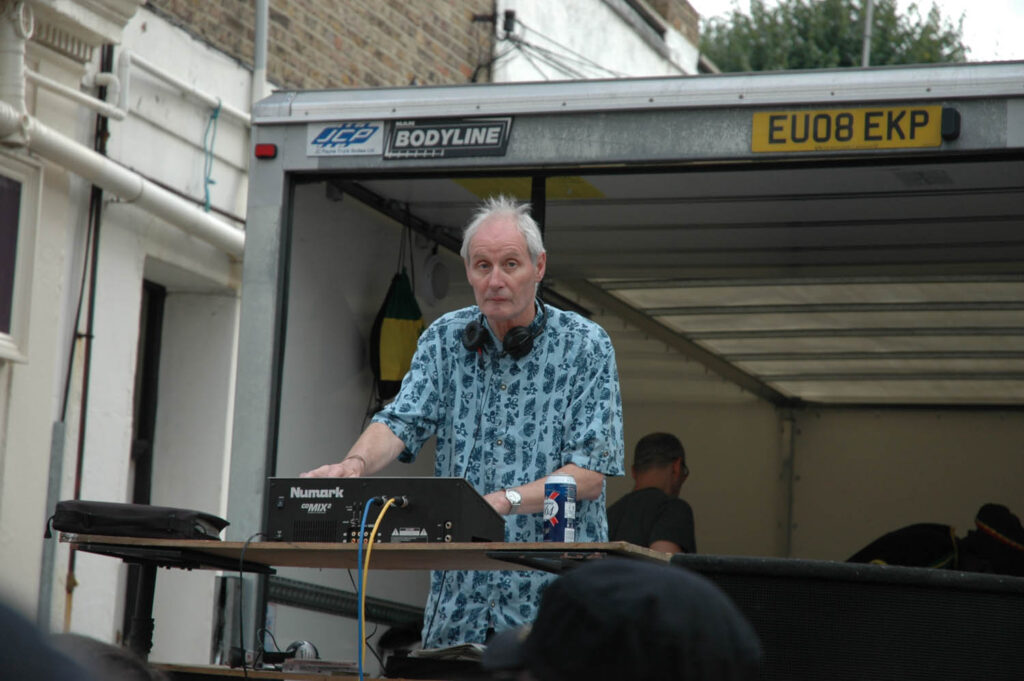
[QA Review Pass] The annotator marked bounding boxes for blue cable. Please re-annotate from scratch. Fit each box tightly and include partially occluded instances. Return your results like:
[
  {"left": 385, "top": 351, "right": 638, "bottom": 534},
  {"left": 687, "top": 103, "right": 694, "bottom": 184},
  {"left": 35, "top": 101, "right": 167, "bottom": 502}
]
[{"left": 356, "top": 499, "right": 378, "bottom": 681}]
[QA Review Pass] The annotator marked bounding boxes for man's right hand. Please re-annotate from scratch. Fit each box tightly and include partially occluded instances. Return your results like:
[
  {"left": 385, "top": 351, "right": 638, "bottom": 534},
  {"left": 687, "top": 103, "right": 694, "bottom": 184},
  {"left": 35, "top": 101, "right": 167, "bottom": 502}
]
[
  {"left": 300, "top": 456, "right": 366, "bottom": 478},
  {"left": 300, "top": 423, "right": 404, "bottom": 478}
]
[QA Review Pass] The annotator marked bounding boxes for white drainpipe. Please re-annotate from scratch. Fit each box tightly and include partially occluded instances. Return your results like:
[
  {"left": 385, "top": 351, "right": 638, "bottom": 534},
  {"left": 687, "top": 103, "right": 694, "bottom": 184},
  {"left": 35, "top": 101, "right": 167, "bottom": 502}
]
[
  {"left": 21, "top": 107, "right": 245, "bottom": 257},
  {"left": 253, "top": 0, "right": 269, "bottom": 106},
  {"left": 26, "top": 68, "right": 125, "bottom": 121},
  {"left": 0, "top": 0, "right": 30, "bottom": 143},
  {"left": 0, "top": 2, "right": 244, "bottom": 259}
]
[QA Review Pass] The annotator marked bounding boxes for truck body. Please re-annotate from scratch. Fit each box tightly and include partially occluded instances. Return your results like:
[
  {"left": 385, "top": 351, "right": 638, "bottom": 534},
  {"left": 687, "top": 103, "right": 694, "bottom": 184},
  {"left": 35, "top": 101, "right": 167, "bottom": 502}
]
[{"left": 232, "top": 61, "right": 1024, "bottom": 665}]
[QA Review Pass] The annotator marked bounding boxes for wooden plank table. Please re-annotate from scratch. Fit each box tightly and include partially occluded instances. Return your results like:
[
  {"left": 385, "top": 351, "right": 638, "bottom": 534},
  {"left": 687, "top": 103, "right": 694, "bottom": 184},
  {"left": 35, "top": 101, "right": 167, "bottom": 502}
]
[
  {"left": 154, "top": 661, "right": 431, "bottom": 680},
  {"left": 61, "top": 533, "right": 669, "bottom": 670},
  {"left": 154, "top": 662, "right": 362, "bottom": 680},
  {"left": 60, "top": 534, "right": 670, "bottom": 572}
]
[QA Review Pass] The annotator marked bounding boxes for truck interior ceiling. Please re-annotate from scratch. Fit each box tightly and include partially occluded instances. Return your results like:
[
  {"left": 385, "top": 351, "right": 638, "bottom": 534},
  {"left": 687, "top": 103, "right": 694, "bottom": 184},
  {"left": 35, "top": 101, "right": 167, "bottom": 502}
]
[{"left": 326, "top": 149, "right": 1024, "bottom": 409}]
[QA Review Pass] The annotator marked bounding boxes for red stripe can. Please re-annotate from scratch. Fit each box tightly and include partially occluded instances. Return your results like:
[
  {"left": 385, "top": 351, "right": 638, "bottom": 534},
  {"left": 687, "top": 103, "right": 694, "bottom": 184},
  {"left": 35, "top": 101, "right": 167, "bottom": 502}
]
[{"left": 543, "top": 474, "right": 577, "bottom": 542}]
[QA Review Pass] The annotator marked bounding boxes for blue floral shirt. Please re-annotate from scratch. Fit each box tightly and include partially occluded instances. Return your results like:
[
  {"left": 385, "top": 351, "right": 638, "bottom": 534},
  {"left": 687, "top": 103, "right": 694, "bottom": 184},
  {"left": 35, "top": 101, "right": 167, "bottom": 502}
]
[{"left": 372, "top": 302, "right": 625, "bottom": 647}]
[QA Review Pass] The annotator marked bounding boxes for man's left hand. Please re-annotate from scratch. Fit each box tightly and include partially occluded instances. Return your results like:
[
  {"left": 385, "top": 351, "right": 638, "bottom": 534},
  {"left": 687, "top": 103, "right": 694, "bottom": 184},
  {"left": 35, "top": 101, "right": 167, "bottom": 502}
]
[{"left": 484, "top": 490, "right": 512, "bottom": 515}]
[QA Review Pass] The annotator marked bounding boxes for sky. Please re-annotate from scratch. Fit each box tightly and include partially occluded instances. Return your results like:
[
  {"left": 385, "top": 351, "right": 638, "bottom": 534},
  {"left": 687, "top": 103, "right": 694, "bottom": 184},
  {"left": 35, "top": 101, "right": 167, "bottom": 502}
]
[{"left": 686, "top": 0, "right": 1024, "bottom": 62}]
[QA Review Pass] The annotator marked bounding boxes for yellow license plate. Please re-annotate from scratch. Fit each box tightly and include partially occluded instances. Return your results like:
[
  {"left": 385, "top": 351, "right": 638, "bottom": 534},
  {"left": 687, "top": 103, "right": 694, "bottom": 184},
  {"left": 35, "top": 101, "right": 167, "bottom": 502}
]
[{"left": 752, "top": 106, "right": 943, "bottom": 152}]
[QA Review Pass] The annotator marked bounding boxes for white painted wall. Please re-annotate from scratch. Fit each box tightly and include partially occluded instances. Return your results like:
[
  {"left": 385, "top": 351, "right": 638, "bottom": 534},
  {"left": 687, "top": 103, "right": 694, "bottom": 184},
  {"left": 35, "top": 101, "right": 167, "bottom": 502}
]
[
  {"left": 493, "top": 0, "right": 700, "bottom": 82},
  {"left": 111, "top": 16, "right": 252, "bottom": 218},
  {"left": 0, "top": 147, "right": 70, "bottom": 615},
  {"left": 147, "top": 287, "right": 239, "bottom": 663},
  {"left": 59, "top": 6, "right": 249, "bottom": 649},
  {"left": 791, "top": 408, "right": 1024, "bottom": 561},
  {"left": 0, "top": 1, "right": 247, "bottom": 651},
  {"left": 61, "top": 202, "right": 241, "bottom": 641},
  {"left": 277, "top": 185, "right": 469, "bottom": 480},
  {"left": 66, "top": 223, "right": 148, "bottom": 642},
  {"left": 1, "top": 39, "right": 101, "bottom": 619}
]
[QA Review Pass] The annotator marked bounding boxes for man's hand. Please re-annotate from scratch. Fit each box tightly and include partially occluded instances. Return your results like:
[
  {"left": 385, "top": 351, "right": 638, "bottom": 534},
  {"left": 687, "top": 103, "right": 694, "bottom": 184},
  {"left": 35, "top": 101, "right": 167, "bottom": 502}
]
[
  {"left": 300, "top": 423, "right": 405, "bottom": 478},
  {"left": 484, "top": 490, "right": 512, "bottom": 515},
  {"left": 649, "top": 539, "right": 684, "bottom": 554},
  {"left": 482, "top": 465, "right": 603, "bottom": 517},
  {"left": 301, "top": 456, "right": 366, "bottom": 478}
]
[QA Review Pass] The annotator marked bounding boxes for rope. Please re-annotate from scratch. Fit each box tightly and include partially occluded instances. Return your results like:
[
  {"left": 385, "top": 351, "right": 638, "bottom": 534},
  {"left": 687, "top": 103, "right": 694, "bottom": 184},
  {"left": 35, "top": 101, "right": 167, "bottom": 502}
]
[{"left": 203, "top": 100, "right": 222, "bottom": 212}]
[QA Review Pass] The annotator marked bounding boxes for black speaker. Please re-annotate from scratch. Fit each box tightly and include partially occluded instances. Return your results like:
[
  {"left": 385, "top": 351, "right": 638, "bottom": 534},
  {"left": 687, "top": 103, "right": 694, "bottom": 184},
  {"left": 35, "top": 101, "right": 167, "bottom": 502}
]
[{"left": 670, "top": 554, "right": 1024, "bottom": 681}]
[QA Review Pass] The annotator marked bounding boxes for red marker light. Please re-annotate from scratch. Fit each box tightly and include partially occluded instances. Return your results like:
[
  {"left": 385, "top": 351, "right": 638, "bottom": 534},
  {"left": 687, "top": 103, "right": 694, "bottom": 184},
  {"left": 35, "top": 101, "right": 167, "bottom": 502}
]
[{"left": 254, "top": 143, "right": 277, "bottom": 159}]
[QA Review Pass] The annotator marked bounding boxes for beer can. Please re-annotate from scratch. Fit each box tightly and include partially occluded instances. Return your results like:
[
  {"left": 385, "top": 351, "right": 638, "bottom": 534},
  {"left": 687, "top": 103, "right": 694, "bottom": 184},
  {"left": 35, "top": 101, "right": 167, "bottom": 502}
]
[{"left": 543, "top": 474, "right": 577, "bottom": 542}]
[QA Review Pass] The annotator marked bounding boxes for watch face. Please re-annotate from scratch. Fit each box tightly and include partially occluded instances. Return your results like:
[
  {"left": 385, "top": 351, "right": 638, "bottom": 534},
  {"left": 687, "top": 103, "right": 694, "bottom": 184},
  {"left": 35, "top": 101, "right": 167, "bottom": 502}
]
[{"left": 506, "top": 489, "right": 521, "bottom": 506}]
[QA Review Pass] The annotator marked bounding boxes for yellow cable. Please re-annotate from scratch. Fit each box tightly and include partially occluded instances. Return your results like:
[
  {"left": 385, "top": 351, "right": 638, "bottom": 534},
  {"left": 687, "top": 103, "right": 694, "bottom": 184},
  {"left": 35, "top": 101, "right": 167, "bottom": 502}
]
[{"left": 361, "top": 497, "right": 397, "bottom": 670}]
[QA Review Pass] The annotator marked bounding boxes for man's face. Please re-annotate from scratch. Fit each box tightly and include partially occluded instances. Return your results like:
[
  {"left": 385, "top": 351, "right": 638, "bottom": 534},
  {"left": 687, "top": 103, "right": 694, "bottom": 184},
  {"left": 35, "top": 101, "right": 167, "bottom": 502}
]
[{"left": 465, "top": 215, "right": 546, "bottom": 330}]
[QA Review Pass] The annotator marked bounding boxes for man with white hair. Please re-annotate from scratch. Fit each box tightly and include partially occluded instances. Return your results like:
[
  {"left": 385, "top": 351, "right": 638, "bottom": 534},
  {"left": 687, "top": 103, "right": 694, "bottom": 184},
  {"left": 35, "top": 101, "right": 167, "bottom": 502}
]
[{"left": 304, "top": 195, "right": 624, "bottom": 648}]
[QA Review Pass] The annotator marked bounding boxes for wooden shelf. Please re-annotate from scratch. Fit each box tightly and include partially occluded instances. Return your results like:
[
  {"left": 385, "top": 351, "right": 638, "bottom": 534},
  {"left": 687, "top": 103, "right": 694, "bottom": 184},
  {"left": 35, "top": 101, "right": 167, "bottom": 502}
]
[{"left": 61, "top": 534, "right": 670, "bottom": 572}]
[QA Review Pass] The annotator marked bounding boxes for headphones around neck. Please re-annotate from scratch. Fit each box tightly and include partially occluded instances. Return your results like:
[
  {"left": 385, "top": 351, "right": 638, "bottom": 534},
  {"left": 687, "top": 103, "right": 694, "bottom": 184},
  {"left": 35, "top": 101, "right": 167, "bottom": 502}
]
[{"left": 461, "top": 300, "right": 547, "bottom": 360}]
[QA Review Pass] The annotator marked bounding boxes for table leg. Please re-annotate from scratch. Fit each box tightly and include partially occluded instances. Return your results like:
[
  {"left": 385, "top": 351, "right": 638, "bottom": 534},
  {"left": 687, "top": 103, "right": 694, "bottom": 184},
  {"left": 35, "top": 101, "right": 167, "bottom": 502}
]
[{"left": 125, "top": 563, "right": 157, "bottom": 659}]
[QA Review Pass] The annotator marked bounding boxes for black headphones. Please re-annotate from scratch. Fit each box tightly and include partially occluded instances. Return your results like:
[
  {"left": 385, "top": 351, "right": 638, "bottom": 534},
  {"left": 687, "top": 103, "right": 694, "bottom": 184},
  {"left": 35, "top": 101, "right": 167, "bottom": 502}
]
[{"left": 461, "top": 299, "right": 547, "bottom": 360}]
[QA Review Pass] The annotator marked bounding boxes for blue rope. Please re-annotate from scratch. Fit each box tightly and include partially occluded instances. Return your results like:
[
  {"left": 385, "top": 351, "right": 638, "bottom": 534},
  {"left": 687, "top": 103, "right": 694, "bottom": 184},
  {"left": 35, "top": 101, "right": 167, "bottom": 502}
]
[{"left": 202, "top": 100, "right": 221, "bottom": 212}]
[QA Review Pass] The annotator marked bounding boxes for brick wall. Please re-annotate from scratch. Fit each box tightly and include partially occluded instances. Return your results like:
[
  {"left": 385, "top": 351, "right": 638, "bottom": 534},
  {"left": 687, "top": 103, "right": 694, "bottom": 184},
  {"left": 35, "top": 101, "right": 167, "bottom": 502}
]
[
  {"left": 145, "top": 0, "right": 495, "bottom": 90},
  {"left": 647, "top": 0, "right": 700, "bottom": 47}
]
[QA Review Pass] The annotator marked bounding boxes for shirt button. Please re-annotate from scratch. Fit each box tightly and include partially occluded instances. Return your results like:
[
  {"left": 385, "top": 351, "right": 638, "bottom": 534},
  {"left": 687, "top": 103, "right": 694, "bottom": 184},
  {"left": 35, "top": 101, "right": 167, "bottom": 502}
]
[
  {"left": 496, "top": 439, "right": 503, "bottom": 446},
  {"left": 500, "top": 384, "right": 507, "bottom": 391},
  {"left": 602, "top": 450, "right": 609, "bottom": 457},
  {"left": 490, "top": 602, "right": 496, "bottom": 608}
]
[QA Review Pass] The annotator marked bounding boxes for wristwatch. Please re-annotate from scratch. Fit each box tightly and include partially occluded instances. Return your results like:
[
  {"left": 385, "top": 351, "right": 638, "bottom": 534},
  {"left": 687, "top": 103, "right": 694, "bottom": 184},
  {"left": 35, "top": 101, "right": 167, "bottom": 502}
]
[{"left": 504, "top": 488, "right": 522, "bottom": 515}]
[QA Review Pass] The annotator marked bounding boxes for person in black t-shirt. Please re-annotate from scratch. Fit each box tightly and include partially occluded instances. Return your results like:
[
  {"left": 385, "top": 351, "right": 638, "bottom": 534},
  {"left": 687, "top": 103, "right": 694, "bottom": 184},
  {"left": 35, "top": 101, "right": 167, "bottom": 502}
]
[{"left": 607, "top": 432, "right": 695, "bottom": 554}]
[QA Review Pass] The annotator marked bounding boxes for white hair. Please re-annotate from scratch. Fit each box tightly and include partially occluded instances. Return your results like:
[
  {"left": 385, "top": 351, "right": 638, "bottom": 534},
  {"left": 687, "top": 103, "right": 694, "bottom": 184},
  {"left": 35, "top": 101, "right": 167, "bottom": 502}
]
[{"left": 460, "top": 195, "right": 546, "bottom": 264}]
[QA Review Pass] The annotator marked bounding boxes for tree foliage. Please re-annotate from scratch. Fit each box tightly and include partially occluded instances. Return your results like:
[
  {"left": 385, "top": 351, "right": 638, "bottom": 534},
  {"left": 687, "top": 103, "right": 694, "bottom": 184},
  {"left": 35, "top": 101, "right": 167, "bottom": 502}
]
[{"left": 700, "top": 0, "right": 967, "bottom": 72}]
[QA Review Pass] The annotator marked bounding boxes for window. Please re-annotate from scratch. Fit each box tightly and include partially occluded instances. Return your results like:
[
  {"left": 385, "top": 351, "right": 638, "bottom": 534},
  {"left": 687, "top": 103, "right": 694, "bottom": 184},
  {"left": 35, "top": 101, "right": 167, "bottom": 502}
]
[
  {"left": 0, "top": 175, "right": 19, "bottom": 335},
  {"left": 0, "top": 152, "right": 41, "bottom": 363}
]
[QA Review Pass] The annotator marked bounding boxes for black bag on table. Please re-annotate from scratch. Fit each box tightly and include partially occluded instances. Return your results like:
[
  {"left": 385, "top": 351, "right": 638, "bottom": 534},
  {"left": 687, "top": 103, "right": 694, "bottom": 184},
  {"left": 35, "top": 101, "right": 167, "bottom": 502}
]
[
  {"left": 846, "top": 523, "right": 959, "bottom": 569},
  {"left": 45, "top": 500, "right": 228, "bottom": 540}
]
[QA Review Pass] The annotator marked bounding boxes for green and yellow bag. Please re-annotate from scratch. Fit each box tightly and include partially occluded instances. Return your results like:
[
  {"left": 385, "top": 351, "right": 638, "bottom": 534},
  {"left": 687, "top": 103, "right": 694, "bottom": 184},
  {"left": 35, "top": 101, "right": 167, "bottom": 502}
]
[{"left": 369, "top": 269, "right": 424, "bottom": 406}]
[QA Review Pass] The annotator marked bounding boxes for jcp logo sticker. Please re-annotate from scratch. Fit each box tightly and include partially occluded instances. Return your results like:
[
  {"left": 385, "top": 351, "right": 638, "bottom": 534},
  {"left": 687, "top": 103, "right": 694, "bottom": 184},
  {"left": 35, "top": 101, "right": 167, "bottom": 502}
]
[{"left": 306, "top": 121, "right": 383, "bottom": 156}]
